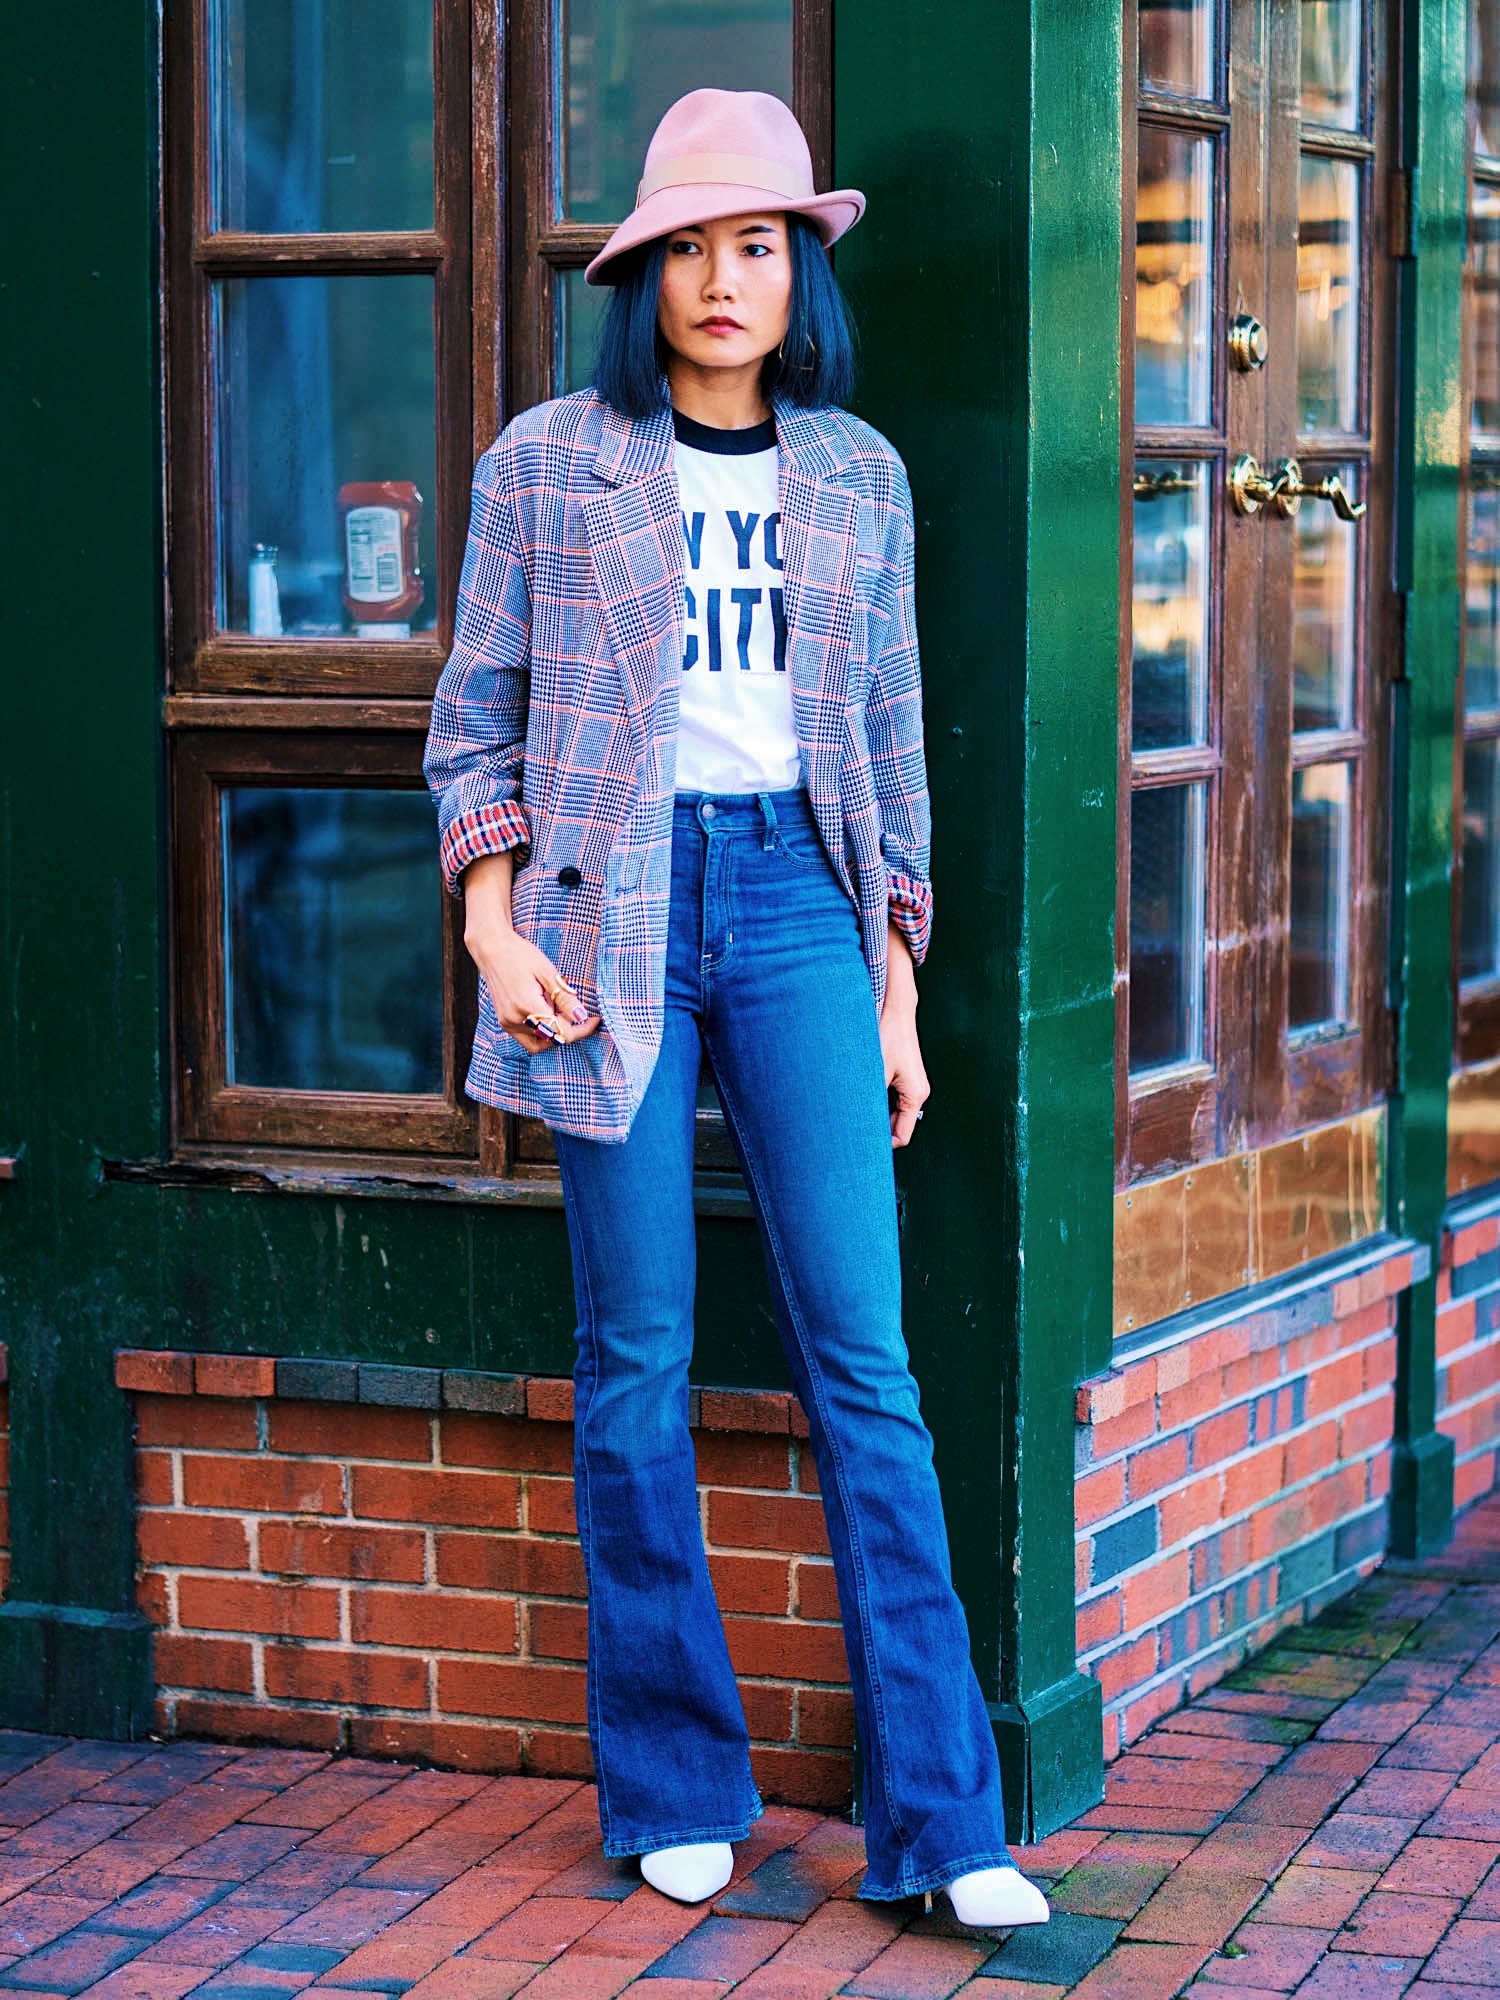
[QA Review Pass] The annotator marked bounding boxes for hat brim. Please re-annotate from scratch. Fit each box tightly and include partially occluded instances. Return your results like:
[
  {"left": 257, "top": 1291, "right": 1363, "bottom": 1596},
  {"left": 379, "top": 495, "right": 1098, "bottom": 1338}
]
[{"left": 584, "top": 184, "right": 866, "bottom": 285}]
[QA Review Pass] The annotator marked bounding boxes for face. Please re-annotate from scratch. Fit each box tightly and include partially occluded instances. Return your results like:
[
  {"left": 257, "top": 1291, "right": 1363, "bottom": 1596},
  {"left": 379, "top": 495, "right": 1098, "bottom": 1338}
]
[{"left": 655, "top": 212, "right": 793, "bottom": 374}]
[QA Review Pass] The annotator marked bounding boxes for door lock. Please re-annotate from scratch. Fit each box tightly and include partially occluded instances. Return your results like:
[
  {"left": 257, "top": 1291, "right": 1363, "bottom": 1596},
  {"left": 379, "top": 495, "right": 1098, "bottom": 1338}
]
[{"left": 1229, "top": 312, "right": 1269, "bottom": 371}]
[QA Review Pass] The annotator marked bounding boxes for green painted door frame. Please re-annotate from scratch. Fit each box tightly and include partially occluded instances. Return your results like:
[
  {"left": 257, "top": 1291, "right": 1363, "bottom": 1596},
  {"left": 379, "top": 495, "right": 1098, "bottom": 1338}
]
[
  {"left": 1386, "top": 0, "right": 1465, "bottom": 1558},
  {"left": 836, "top": 0, "right": 1121, "bottom": 1835}
]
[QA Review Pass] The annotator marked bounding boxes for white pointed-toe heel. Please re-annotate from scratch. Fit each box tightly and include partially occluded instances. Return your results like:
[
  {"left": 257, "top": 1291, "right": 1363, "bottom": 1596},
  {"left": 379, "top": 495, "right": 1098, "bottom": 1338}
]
[
  {"left": 639, "top": 1841, "right": 735, "bottom": 1903},
  {"left": 940, "top": 1864, "right": 1051, "bottom": 1928}
]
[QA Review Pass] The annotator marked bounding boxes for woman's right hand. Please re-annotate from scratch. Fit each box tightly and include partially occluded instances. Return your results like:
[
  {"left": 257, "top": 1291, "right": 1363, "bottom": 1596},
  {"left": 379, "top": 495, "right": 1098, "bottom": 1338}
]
[{"left": 462, "top": 852, "right": 602, "bottom": 1054}]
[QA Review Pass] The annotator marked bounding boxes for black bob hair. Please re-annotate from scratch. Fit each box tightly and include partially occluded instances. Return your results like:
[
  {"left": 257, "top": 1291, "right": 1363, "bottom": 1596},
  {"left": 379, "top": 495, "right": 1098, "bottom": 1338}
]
[{"left": 591, "top": 212, "right": 856, "bottom": 421}]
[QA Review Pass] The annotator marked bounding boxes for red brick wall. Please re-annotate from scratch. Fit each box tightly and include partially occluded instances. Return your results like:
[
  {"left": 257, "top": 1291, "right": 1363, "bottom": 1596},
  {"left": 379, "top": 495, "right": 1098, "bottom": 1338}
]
[
  {"left": 117, "top": 1351, "right": 854, "bottom": 1808},
  {"left": 1074, "top": 1245, "right": 1418, "bottom": 1761},
  {"left": 1436, "top": 1210, "right": 1500, "bottom": 1507},
  {"left": 0, "top": 1343, "right": 9, "bottom": 1599}
]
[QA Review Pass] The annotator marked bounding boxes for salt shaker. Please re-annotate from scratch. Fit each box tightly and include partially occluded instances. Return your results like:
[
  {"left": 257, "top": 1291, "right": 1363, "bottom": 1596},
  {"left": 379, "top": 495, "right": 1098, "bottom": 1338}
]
[{"left": 248, "top": 543, "right": 283, "bottom": 636}]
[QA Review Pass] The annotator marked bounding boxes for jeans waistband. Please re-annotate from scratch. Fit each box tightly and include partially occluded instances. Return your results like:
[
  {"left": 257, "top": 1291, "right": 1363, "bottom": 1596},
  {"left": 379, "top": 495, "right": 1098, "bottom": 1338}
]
[{"left": 673, "top": 787, "right": 815, "bottom": 836}]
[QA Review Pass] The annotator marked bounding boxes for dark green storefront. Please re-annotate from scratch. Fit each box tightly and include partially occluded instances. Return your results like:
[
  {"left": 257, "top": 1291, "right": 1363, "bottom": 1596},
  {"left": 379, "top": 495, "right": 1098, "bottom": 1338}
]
[{"left": 2, "top": 0, "right": 1490, "bottom": 1843}]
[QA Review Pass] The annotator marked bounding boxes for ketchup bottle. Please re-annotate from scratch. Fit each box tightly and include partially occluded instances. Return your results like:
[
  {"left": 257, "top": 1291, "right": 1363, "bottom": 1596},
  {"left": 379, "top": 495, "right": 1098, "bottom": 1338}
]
[{"left": 338, "top": 481, "right": 424, "bottom": 635}]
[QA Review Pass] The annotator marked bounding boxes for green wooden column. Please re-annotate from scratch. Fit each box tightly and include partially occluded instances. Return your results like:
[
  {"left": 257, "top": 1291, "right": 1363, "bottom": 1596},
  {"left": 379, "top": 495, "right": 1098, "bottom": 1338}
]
[
  {"left": 837, "top": 0, "right": 1121, "bottom": 1836},
  {"left": 0, "top": 0, "right": 161, "bottom": 1731},
  {"left": 1387, "top": 0, "right": 1465, "bottom": 1558}
]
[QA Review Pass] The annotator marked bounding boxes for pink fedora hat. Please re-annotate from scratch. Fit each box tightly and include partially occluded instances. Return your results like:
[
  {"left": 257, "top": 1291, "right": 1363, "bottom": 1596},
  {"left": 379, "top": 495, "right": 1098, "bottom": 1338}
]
[{"left": 584, "top": 88, "right": 865, "bottom": 285}]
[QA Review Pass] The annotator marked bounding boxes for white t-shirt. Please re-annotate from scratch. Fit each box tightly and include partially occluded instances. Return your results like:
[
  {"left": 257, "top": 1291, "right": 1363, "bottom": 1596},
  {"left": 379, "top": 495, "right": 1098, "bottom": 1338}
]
[{"left": 672, "top": 408, "right": 803, "bottom": 793}]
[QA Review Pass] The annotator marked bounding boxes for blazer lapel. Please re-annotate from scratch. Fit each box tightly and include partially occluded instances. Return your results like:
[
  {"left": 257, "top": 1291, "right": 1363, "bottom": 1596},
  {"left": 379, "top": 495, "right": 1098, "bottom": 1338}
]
[
  {"left": 581, "top": 403, "right": 683, "bottom": 768},
  {"left": 774, "top": 404, "right": 861, "bottom": 807}
]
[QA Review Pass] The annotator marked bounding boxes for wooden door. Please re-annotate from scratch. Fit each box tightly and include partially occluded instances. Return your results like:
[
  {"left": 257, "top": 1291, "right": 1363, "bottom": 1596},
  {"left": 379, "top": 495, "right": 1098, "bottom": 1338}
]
[{"left": 1121, "top": 0, "right": 1398, "bottom": 1188}]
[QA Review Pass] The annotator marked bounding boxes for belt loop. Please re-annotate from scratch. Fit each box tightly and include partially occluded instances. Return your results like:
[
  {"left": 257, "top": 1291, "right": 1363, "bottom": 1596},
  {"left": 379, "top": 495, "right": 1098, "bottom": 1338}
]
[{"left": 757, "top": 791, "right": 778, "bottom": 850}]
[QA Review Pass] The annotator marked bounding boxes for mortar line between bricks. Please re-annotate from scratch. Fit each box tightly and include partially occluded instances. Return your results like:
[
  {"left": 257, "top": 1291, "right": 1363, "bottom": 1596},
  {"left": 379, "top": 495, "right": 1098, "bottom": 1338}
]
[
  {"left": 1072, "top": 1496, "right": 1392, "bottom": 1632},
  {"left": 1082, "top": 1584, "right": 1378, "bottom": 1714},
  {"left": 1081, "top": 1435, "right": 1391, "bottom": 1558},
  {"left": 1087, "top": 1318, "right": 1397, "bottom": 1427}
]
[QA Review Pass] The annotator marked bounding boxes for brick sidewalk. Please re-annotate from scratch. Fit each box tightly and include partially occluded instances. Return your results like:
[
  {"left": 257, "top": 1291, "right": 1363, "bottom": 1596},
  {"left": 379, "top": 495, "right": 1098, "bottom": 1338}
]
[{"left": 2, "top": 1493, "right": 1500, "bottom": 1999}]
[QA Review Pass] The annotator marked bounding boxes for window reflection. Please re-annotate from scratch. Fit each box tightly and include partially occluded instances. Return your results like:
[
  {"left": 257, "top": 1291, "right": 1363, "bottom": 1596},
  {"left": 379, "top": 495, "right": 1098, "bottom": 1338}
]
[
  {"left": 223, "top": 788, "right": 444, "bottom": 1094},
  {"left": 1129, "top": 784, "right": 1206, "bottom": 1073},
  {"left": 1132, "top": 464, "right": 1210, "bottom": 750},
  {"left": 216, "top": 276, "right": 436, "bottom": 636},
  {"left": 212, "top": 0, "right": 434, "bottom": 233},
  {"left": 1470, "top": 184, "right": 1500, "bottom": 436},
  {"left": 1136, "top": 127, "right": 1214, "bottom": 428},
  {"left": 559, "top": 270, "right": 611, "bottom": 394},
  {"left": 1293, "top": 467, "right": 1359, "bottom": 731},
  {"left": 1298, "top": 155, "right": 1360, "bottom": 432},
  {"left": 561, "top": 0, "right": 792, "bottom": 224},
  {"left": 1473, "top": 0, "right": 1500, "bottom": 162},
  {"left": 1289, "top": 762, "right": 1352, "bottom": 1031},
  {"left": 1138, "top": 0, "right": 1214, "bottom": 99},
  {"left": 1463, "top": 739, "right": 1500, "bottom": 982},
  {"left": 1469, "top": 479, "right": 1500, "bottom": 712},
  {"left": 1301, "top": 0, "right": 1362, "bottom": 130}
]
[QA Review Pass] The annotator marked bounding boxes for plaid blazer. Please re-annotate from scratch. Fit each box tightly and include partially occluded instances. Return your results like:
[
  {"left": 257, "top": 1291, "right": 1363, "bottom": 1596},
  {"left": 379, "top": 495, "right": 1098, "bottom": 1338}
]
[{"left": 423, "top": 388, "right": 934, "bottom": 1142}]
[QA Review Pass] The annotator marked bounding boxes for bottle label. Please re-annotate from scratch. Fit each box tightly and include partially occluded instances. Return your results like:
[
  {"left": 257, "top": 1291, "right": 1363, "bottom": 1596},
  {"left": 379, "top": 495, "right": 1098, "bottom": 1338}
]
[{"left": 344, "top": 506, "right": 405, "bottom": 603}]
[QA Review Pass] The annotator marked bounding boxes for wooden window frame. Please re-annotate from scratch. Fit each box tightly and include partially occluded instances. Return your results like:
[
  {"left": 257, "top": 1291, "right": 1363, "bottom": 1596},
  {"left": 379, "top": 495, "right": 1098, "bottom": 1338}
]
[
  {"left": 164, "top": 2, "right": 476, "bottom": 698},
  {"left": 173, "top": 728, "right": 477, "bottom": 1155},
  {"left": 163, "top": 0, "right": 827, "bottom": 1184},
  {"left": 505, "top": 0, "right": 832, "bottom": 414},
  {"left": 1117, "top": 0, "right": 1396, "bottom": 1189}
]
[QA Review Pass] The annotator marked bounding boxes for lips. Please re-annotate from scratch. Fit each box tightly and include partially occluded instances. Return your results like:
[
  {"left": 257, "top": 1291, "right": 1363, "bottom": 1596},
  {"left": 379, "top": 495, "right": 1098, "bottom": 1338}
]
[{"left": 697, "top": 317, "right": 743, "bottom": 331}]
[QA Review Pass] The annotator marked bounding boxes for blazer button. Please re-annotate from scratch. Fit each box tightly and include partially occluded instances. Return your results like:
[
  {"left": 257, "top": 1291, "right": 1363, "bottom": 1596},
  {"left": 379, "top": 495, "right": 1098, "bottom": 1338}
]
[{"left": 556, "top": 866, "right": 582, "bottom": 887}]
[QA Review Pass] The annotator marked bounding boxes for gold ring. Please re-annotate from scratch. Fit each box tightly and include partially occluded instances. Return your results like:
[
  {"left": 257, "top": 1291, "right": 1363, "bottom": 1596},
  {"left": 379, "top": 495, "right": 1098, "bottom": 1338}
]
[{"left": 524, "top": 1012, "right": 561, "bottom": 1043}]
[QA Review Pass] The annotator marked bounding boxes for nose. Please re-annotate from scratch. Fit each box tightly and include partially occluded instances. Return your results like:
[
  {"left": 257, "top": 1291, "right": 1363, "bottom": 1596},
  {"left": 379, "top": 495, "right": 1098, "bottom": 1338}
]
[{"left": 702, "top": 249, "right": 737, "bottom": 300}]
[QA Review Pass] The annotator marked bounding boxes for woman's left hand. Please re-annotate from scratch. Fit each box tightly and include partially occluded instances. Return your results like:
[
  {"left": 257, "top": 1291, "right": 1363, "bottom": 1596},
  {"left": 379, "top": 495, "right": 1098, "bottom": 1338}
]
[{"left": 880, "top": 924, "right": 930, "bottom": 1148}]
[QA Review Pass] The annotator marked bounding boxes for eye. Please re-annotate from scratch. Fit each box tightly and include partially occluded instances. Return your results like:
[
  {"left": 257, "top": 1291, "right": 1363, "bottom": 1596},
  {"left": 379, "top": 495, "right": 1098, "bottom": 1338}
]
[
  {"left": 742, "top": 242, "right": 772, "bottom": 257},
  {"left": 668, "top": 238, "right": 701, "bottom": 256}
]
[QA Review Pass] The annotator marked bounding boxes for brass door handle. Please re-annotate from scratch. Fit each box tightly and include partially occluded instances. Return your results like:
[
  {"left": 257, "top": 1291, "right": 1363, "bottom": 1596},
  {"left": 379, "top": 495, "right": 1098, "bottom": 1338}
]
[
  {"left": 1270, "top": 458, "right": 1367, "bottom": 522},
  {"left": 1228, "top": 453, "right": 1366, "bottom": 522}
]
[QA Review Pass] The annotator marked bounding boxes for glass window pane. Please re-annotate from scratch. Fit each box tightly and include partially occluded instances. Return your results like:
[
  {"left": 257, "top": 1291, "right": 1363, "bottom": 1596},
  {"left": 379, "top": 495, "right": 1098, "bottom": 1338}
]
[
  {"left": 212, "top": 0, "right": 434, "bottom": 233},
  {"left": 1301, "top": 0, "right": 1363, "bottom": 130},
  {"left": 1462, "top": 739, "right": 1500, "bottom": 982},
  {"left": 1474, "top": 0, "right": 1500, "bottom": 162},
  {"left": 561, "top": 0, "right": 792, "bottom": 224},
  {"left": 1132, "top": 463, "right": 1210, "bottom": 750},
  {"left": 223, "top": 788, "right": 444, "bottom": 1094},
  {"left": 559, "top": 270, "right": 610, "bottom": 394},
  {"left": 1289, "top": 761, "right": 1352, "bottom": 1032},
  {"left": 1139, "top": 0, "right": 1214, "bottom": 99},
  {"left": 216, "top": 276, "right": 436, "bottom": 636},
  {"left": 1135, "top": 127, "right": 1214, "bottom": 428},
  {"left": 1298, "top": 155, "right": 1361, "bottom": 432},
  {"left": 1129, "top": 784, "right": 1207, "bottom": 1074},
  {"left": 1469, "top": 478, "right": 1500, "bottom": 711},
  {"left": 1469, "top": 183, "right": 1500, "bottom": 436},
  {"left": 1293, "top": 465, "right": 1359, "bottom": 731}
]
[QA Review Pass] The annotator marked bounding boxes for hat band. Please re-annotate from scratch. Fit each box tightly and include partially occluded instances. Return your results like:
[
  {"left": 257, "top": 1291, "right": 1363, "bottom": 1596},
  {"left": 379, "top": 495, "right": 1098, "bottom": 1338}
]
[{"left": 635, "top": 150, "right": 814, "bottom": 207}]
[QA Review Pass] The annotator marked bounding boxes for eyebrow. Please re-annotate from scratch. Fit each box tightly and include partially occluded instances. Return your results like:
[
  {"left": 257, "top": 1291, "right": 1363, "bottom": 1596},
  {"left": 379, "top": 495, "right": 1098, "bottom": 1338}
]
[{"left": 676, "top": 222, "right": 778, "bottom": 239}]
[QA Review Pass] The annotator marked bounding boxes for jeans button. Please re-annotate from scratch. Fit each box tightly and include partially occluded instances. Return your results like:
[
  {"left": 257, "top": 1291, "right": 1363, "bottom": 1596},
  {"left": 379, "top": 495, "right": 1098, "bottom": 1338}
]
[{"left": 702, "top": 801, "right": 716, "bottom": 819}]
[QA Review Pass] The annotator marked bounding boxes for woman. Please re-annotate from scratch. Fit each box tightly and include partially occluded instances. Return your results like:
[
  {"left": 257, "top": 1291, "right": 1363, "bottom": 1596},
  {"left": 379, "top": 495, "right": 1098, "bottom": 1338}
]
[{"left": 423, "top": 87, "right": 1050, "bottom": 1929}]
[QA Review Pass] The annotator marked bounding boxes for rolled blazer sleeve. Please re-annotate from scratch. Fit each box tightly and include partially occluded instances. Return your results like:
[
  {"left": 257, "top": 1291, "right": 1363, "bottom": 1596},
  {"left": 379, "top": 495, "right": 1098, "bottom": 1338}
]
[
  {"left": 865, "top": 465, "right": 934, "bottom": 965},
  {"left": 423, "top": 441, "right": 534, "bottom": 896}
]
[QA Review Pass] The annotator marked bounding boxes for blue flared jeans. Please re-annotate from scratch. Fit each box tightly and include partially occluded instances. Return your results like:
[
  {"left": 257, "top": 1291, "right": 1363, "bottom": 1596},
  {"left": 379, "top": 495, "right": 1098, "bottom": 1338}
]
[{"left": 551, "top": 788, "right": 1014, "bottom": 1900}]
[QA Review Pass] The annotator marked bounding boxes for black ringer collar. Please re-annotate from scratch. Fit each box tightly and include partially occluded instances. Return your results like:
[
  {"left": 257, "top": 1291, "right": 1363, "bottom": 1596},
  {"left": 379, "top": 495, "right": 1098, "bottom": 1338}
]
[{"left": 671, "top": 407, "right": 778, "bottom": 455}]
